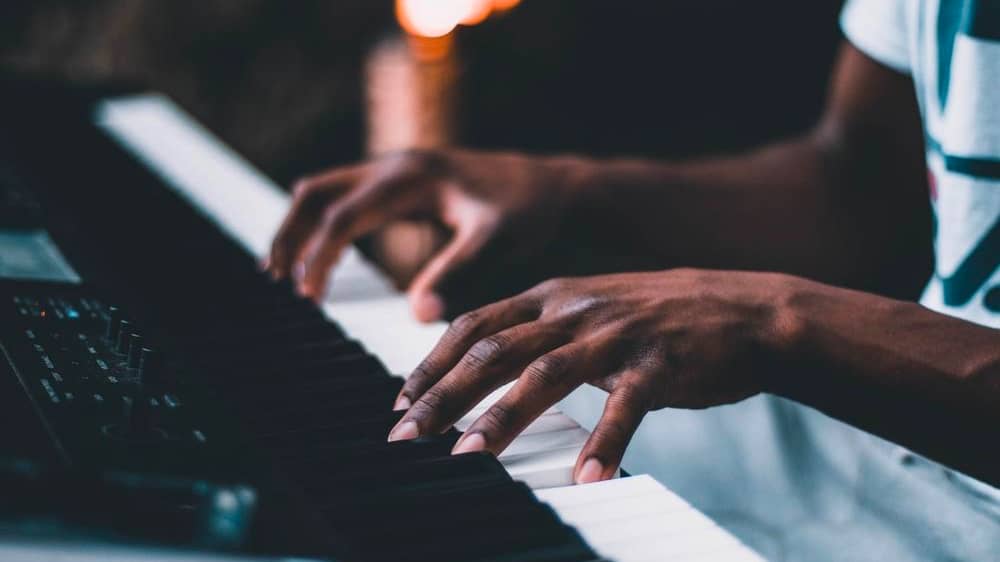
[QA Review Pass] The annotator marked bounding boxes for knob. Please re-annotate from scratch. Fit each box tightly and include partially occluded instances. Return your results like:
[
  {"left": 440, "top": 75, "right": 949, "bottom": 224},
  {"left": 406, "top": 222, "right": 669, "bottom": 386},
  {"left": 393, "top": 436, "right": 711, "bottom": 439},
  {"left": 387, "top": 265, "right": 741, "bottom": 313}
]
[
  {"left": 127, "top": 333, "right": 144, "bottom": 369},
  {"left": 122, "top": 395, "right": 154, "bottom": 435},
  {"left": 138, "top": 347, "right": 166, "bottom": 388},
  {"left": 115, "top": 320, "right": 132, "bottom": 354},
  {"left": 104, "top": 306, "right": 121, "bottom": 342}
]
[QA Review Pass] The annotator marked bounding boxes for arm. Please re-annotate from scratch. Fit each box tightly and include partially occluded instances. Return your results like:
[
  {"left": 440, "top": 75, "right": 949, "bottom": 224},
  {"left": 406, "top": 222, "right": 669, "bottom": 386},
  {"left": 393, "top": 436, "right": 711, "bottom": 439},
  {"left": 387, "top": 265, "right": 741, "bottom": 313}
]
[
  {"left": 267, "top": 44, "right": 932, "bottom": 319},
  {"left": 565, "top": 43, "right": 933, "bottom": 299},
  {"left": 774, "top": 280, "right": 1000, "bottom": 483}
]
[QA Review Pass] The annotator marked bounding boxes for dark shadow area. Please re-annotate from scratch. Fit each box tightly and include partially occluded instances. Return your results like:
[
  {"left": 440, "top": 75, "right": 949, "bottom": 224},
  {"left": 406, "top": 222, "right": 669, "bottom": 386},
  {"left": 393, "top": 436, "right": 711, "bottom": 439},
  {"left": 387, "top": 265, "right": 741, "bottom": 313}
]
[{"left": 1, "top": 0, "right": 844, "bottom": 183}]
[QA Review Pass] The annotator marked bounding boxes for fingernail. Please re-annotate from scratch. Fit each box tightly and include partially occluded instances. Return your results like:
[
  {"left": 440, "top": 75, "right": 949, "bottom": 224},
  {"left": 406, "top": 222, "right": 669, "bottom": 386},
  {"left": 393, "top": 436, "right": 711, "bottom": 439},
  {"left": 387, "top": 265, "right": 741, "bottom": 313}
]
[
  {"left": 393, "top": 395, "right": 412, "bottom": 411},
  {"left": 387, "top": 420, "right": 420, "bottom": 442},
  {"left": 452, "top": 432, "right": 486, "bottom": 455},
  {"left": 575, "top": 458, "right": 605, "bottom": 484},
  {"left": 412, "top": 293, "right": 444, "bottom": 323}
]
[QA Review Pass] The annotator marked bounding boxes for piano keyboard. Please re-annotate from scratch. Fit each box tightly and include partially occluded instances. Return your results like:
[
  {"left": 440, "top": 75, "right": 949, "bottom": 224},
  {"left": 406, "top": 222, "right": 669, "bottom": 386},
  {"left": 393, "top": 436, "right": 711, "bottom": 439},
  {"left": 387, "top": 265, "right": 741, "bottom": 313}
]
[
  {"left": 96, "top": 94, "right": 592, "bottom": 491},
  {"left": 88, "top": 93, "right": 765, "bottom": 562}
]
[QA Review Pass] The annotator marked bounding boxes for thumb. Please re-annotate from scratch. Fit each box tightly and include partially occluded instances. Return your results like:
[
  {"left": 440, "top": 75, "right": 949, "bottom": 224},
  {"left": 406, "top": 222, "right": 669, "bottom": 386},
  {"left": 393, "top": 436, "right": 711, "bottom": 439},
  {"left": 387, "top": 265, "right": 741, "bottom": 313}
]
[{"left": 407, "top": 227, "right": 491, "bottom": 323}]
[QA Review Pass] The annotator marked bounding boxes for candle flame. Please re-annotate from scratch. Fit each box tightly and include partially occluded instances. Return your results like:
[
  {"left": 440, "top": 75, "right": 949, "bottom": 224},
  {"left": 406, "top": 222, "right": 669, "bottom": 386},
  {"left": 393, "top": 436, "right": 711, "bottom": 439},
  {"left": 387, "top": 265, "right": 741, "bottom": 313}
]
[{"left": 396, "top": 0, "right": 521, "bottom": 38}]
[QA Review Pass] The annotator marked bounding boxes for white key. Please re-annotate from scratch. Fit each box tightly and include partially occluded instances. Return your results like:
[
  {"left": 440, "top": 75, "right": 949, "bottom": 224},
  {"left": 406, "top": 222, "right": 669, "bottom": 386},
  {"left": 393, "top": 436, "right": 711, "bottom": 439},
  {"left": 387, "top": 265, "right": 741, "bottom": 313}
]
[
  {"left": 510, "top": 411, "right": 581, "bottom": 436},
  {"left": 571, "top": 508, "right": 711, "bottom": 546},
  {"left": 503, "top": 445, "right": 581, "bottom": 489},
  {"left": 537, "top": 477, "right": 765, "bottom": 562},
  {"left": 536, "top": 474, "right": 673, "bottom": 508},
  {"left": 499, "top": 427, "right": 590, "bottom": 459}
]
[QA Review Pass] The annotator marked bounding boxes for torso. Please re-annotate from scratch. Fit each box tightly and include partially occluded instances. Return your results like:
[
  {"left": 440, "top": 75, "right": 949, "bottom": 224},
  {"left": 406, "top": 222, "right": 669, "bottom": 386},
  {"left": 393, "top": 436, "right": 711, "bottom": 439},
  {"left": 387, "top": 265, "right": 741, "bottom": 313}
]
[{"left": 904, "top": 0, "right": 1000, "bottom": 326}]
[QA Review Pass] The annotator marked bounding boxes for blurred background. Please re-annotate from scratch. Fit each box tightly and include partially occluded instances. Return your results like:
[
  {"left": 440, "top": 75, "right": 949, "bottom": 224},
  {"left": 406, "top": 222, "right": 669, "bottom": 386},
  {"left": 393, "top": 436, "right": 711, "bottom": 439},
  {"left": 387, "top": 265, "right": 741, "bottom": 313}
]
[{"left": 0, "top": 0, "right": 844, "bottom": 184}]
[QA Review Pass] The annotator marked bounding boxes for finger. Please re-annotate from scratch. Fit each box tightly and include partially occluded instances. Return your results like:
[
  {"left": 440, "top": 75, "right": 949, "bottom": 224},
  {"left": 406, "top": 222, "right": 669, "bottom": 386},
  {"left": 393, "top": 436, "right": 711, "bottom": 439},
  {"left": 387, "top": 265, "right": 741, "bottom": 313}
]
[
  {"left": 297, "top": 171, "right": 437, "bottom": 299},
  {"left": 451, "top": 341, "right": 593, "bottom": 455},
  {"left": 573, "top": 373, "right": 651, "bottom": 484},
  {"left": 394, "top": 295, "right": 540, "bottom": 411},
  {"left": 407, "top": 225, "right": 493, "bottom": 322},
  {"left": 389, "top": 322, "right": 569, "bottom": 441},
  {"left": 268, "top": 169, "right": 360, "bottom": 279}
]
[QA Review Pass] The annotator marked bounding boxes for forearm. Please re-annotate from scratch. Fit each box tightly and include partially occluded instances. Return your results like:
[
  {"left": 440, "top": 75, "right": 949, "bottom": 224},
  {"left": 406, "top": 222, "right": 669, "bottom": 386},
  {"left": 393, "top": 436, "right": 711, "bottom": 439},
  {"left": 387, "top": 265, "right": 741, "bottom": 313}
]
[
  {"left": 559, "top": 45, "right": 932, "bottom": 299},
  {"left": 564, "top": 130, "right": 930, "bottom": 298},
  {"left": 572, "top": 137, "right": 854, "bottom": 275},
  {"left": 768, "top": 278, "right": 1000, "bottom": 484}
]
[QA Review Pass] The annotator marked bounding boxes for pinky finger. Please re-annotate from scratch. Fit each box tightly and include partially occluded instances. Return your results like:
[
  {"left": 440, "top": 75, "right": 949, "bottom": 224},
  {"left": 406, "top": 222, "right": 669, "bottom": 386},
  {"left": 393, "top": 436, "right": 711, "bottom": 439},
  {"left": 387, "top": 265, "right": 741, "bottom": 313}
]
[{"left": 574, "top": 374, "right": 651, "bottom": 484}]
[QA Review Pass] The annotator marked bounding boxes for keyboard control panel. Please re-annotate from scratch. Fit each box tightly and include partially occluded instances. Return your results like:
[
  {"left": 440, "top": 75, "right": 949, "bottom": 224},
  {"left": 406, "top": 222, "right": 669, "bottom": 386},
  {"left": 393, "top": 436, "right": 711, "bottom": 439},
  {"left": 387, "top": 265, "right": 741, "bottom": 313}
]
[{"left": 2, "top": 285, "right": 218, "bottom": 474}]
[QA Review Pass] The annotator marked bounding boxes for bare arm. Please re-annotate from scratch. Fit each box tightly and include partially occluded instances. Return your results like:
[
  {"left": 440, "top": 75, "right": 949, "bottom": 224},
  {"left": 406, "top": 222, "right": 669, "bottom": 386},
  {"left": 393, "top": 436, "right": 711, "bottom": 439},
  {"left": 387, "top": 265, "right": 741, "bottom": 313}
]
[
  {"left": 566, "top": 43, "right": 933, "bottom": 298},
  {"left": 388, "top": 271, "right": 1000, "bottom": 487},
  {"left": 773, "top": 281, "right": 1000, "bottom": 484},
  {"left": 268, "top": 44, "right": 933, "bottom": 318}
]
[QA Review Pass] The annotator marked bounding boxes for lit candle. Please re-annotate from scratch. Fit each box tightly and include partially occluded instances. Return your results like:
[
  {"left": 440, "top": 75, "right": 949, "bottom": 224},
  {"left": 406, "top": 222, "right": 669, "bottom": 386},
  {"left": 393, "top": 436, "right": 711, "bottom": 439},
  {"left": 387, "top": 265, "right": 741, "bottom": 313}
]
[{"left": 362, "top": 1, "right": 522, "bottom": 285}]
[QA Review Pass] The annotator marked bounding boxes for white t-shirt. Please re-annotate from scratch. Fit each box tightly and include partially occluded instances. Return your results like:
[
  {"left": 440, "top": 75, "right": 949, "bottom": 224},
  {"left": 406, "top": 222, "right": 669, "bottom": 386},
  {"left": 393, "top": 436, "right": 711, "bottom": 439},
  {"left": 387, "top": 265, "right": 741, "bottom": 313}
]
[
  {"left": 843, "top": 0, "right": 1000, "bottom": 327},
  {"left": 561, "top": 2, "right": 1000, "bottom": 560}
]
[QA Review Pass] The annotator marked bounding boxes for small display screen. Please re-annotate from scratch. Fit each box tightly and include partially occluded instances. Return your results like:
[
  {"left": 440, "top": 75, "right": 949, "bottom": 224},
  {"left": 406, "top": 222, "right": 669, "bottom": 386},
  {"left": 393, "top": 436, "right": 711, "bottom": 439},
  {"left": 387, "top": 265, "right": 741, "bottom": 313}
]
[{"left": 0, "top": 230, "right": 81, "bottom": 284}]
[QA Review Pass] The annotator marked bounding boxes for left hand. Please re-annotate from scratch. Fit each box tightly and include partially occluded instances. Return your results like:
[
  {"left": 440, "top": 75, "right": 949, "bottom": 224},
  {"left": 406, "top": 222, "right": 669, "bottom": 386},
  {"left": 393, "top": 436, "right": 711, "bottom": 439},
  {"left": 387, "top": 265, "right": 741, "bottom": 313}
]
[{"left": 387, "top": 269, "right": 801, "bottom": 483}]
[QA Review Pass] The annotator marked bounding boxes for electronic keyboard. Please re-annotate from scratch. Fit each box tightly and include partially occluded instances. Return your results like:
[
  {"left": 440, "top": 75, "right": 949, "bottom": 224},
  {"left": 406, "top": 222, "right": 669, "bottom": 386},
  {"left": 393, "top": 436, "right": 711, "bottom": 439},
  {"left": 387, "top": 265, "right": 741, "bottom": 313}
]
[{"left": 0, "top": 79, "right": 764, "bottom": 562}]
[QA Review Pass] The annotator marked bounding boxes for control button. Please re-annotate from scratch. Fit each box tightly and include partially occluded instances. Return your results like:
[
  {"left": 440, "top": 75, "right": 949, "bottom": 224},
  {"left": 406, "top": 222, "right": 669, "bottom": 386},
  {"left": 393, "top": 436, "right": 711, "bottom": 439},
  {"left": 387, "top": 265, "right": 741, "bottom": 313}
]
[
  {"left": 138, "top": 347, "right": 166, "bottom": 387},
  {"left": 122, "top": 395, "right": 154, "bottom": 434},
  {"left": 105, "top": 306, "right": 121, "bottom": 341},
  {"left": 104, "top": 395, "right": 166, "bottom": 443},
  {"left": 127, "top": 333, "right": 144, "bottom": 369},
  {"left": 116, "top": 320, "right": 132, "bottom": 354}
]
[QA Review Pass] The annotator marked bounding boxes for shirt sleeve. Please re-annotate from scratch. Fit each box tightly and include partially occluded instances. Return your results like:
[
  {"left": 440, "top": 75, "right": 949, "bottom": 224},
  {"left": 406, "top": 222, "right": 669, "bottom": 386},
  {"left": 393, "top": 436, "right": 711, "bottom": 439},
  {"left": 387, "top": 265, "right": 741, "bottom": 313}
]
[{"left": 840, "top": 0, "right": 912, "bottom": 74}]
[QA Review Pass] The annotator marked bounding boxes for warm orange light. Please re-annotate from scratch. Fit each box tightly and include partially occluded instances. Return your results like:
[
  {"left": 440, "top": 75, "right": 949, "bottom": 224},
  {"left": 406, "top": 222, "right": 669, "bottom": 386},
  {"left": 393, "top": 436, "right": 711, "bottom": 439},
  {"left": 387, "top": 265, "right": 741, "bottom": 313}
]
[
  {"left": 396, "top": 0, "right": 467, "bottom": 38},
  {"left": 460, "top": 0, "right": 494, "bottom": 25},
  {"left": 396, "top": 0, "right": 522, "bottom": 38},
  {"left": 493, "top": 0, "right": 521, "bottom": 10}
]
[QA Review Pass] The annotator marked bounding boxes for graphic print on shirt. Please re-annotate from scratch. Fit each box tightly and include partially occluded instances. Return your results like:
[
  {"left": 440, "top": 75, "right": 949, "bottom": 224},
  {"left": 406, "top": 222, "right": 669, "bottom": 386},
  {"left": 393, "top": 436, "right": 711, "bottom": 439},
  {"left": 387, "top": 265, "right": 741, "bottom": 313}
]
[{"left": 932, "top": 0, "right": 1000, "bottom": 311}]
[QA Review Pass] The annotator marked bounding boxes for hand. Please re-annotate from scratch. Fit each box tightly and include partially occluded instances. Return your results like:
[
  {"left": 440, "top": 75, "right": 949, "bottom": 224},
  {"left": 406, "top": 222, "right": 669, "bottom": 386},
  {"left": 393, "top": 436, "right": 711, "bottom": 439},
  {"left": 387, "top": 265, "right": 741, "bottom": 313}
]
[
  {"left": 265, "top": 149, "right": 587, "bottom": 321},
  {"left": 387, "top": 269, "right": 799, "bottom": 483}
]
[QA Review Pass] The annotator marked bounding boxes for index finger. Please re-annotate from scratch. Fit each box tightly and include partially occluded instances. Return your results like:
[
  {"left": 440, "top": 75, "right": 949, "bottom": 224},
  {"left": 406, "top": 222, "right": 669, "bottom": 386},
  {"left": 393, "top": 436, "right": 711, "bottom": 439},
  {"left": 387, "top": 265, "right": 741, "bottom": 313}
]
[
  {"left": 296, "top": 166, "right": 443, "bottom": 299},
  {"left": 394, "top": 294, "right": 540, "bottom": 410},
  {"left": 390, "top": 321, "right": 566, "bottom": 440},
  {"left": 267, "top": 166, "right": 362, "bottom": 279}
]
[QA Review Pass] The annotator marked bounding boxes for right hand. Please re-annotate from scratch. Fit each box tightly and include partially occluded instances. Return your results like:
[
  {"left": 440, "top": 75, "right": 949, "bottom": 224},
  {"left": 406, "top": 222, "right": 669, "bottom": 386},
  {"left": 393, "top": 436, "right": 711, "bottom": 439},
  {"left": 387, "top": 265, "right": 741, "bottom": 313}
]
[{"left": 265, "top": 149, "right": 586, "bottom": 322}]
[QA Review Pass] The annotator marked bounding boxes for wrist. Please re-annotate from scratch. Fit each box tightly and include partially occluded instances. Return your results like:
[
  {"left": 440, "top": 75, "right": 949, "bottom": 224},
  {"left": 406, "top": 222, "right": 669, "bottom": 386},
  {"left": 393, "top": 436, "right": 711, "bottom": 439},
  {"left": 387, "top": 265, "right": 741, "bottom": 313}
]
[
  {"left": 542, "top": 154, "right": 603, "bottom": 201},
  {"left": 755, "top": 273, "right": 813, "bottom": 393}
]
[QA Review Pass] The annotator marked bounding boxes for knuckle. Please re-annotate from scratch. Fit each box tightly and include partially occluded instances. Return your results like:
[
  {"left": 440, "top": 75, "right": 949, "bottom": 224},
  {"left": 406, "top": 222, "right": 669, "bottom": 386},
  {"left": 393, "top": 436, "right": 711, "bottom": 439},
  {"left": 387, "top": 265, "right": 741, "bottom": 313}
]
[
  {"left": 450, "top": 310, "right": 484, "bottom": 337},
  {"left": 535, "top": 277, "right": 572, "bottom": 296},
  {"left": 524, "top": 352, "right": 570, "bottom": 388},
  {"left": 396, "top": 148, "right": 446, "bottom": 173},
  {"left": 410, "top": 358, "right": 437, "bottom": 381},
  {"left": 321, "top": 205, "right": 355, "bottom": 234},
  {"left": 613, "top": 381, "right": 647, "bottom": 406},
  {"left": 406, "top": 360, "right": 438, "bottom": 391},
  {"left": 464, "top": 334, "right": 510, "bottom": 369},
  {"left": 535, "top": 278, "right": 560, "bottom": 294},
  {"left": 594, "top": 418, "right": 631, "bottom": 446},
  {"left": 412, "top": 384, "right": 448, "bottom": 416},
  {"left": 478, "top": 401, "right": 516, "bottom": 432}
]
